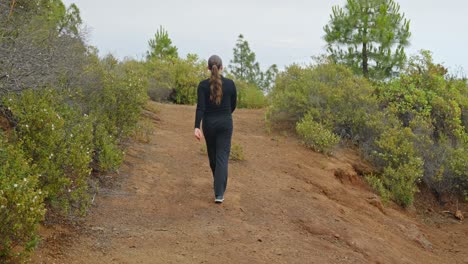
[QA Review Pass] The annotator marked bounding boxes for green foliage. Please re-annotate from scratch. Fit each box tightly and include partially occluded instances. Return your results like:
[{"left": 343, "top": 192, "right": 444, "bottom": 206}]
[
  {"left": 236, "top": 81, "right": 268, "bottom": 109},
  {"left": 373, "top": 127, "right": 424, "bottom": 207},
  {"left": 0, "top": 0, "right": 149, "bottom": 258},
  {"left": 92, "top": 122, "right": 123, "bottom": 172},
  {"left": 145, "top": 54, "right": 207, "bottom": 104},
  {"left": 377, "top": 50, "right": 468, "bottom": 199},
  {"left": 268, "top": 62, "right": 379, "bottom": 143},
  {"left": 365, "top": 174, "right": 391, "bottom": 204},
  {"left": 0, "top": 134, "right": 46, "bottom": 261},
  {"left": 146, "top": 26, "right": 179, "bottom": 60},
  {"left": 229, "top": 34, "right": 278, "bottom": 91},
  {"left": 4, "top": 89, "right": 93, "bottom": 215},
  {"left": 268, "top": 61, "right": 425, "bottom": 206},
  {"left": 173, "top": 54, "right": 208, "bottom": 104},
  {"left": 230, "top": 34, "right": 261, "bottom": 85},
  {"left": 324, "top": 0, "right": 411, "bottom": 79},
  {"left": 296, "top": 113, "right": 340, "bottom": 154},
  {"left": 85, "top": 59, "right": 148, "bottom": 171}
]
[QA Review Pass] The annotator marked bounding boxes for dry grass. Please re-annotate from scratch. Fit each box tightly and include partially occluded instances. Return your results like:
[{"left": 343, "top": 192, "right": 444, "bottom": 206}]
[
  {"left": 199, "top": 142, "right": 245, "bottom": 161},
  {"left": 144, "top": 101, "right": 160, "bottom": 114},
  {"left": 133, "top": 117, "right": 154, "bottom": 143}
]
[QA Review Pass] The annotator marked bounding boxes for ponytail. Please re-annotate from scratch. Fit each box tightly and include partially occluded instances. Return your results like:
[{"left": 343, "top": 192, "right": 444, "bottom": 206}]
[{"left": 208, "top": 55, "right": 223, "bottom": 105}]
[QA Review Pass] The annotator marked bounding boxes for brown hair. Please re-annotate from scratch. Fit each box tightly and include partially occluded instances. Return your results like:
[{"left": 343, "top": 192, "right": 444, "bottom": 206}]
[{"left": 208, "top": 55, "right": 223, "bottom": 105}]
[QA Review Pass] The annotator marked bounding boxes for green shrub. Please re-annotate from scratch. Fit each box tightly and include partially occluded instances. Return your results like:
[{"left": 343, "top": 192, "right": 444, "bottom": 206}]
[
  {"left": 0, "top": 134, "right": 46, "bottom": 261},
  {"left": 365, "top": 174, "right": 391, "bottom": 204},
  {"left": 145, "top": 58, "right": 176, "bottom": 102},
  {"left": 377, "top": 50, "right": 468, "bottom": 199},
  {"left": 296, "top": 113, "right": 340, "bottom": 154},
  {"left": 237, "top": 81, "right": 268, "bottom": 109},
  {"left": 4, "top": 89, "right": 94, "bottom": 215},
  {"left": 268, "top": 63, "right": 379, "bottom": 142},
  {"left": 373, "top": 127, "right": 424, "bottom": 207},
  {"left": 87, "top": 65, "right": 147, "bottom": 171},
  {"left": 92, "top": 122, "right": 123, "bottom": 172},
  {"left": 145, "top": 54, "right": 207, "bottom": 104},
  {"left": 173, "top": 54, "right": 207, "bottom": 104}
]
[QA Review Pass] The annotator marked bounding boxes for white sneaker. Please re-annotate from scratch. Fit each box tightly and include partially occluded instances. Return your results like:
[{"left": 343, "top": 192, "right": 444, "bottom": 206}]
[{"left": 214, "top": 196, "right": 224, "bottom": 203}]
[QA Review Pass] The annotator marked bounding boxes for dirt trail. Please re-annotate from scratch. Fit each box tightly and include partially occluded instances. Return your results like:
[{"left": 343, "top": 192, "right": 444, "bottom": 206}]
[{"left": 33, "top": 103, "right": 467, "bottom": 264}]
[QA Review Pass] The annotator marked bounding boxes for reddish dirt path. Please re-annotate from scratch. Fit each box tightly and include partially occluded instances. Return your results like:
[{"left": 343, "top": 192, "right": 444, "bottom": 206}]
[{"left": 33, "top": 103, "right": 467, "bottom": 264}]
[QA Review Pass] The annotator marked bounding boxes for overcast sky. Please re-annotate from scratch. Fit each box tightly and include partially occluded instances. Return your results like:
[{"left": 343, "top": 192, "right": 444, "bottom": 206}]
[{"left": 63, "top": 0, "right": 468, "bottom": 74}]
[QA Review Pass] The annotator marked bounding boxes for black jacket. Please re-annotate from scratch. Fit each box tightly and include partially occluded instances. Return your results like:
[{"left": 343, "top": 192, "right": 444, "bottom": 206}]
[{"left": 194, "top": 76, "right": 237, "bottom": 129}]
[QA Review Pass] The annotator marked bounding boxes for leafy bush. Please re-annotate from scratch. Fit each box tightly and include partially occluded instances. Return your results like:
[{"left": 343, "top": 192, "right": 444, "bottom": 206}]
[
  {"left": 4, "top": 89, "right": 93, "bottom": 215},
  {"left": 86, "top": 64, "right": 147, "bottom": 171},
  {"left": 365, "top": 174, "right": 391, "bottom": 204},
  {"left": 296, "top": 113, "right": 340, "bottom": 154},
  {"left": 92, "top": 122, "right": 123, "bottom": 172},
  {"left": 0, "top": 134, "right": 46, "bottom": 261},
  {"left": 377, "top": 50, "right": 468, "bottom": 200},
  {"left": 267, "top": 61, "right": 427, "bottom": 206},
  {"left": 268, "top": 63, "right": 380, "bottom": 142},
  {"left": 145, "top": 54, "right": 207, "bottom": 104},
  {"left": 237, "top": 81, "right": 268, "bottom": 109}
]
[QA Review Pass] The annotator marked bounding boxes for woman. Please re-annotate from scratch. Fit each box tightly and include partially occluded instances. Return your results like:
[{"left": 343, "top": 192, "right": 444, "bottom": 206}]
[{"left": 194, "top": 55, "right": 237, "bottom": 204}]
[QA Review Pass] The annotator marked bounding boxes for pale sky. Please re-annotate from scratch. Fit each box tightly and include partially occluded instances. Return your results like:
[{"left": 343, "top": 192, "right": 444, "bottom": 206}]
[{"left": 63, "top": 0, "right": 468, "bottom": 74}]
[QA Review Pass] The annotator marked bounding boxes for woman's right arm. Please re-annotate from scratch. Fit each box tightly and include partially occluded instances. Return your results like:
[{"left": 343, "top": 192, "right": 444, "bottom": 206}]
[
  {"left": 194, "top": 82, "right": 205, "bottom": 129},
  {"left": 231, "top": 81, "right": 237, "bottom": 113}
]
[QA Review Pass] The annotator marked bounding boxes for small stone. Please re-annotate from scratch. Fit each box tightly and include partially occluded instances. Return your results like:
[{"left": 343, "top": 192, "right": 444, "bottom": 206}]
[
  {"left": 334, "top": 234, "right": 341, "bottom": 239},
  {"left": 455, "top": 210, "right": 464, "bottom": 221},
  {"left": 257, "top": 238, "right": 263, "bottom": 242}
]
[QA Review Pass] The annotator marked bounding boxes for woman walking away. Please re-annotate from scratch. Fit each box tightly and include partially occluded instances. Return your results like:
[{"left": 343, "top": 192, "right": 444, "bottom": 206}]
[{"left": 194, "top": 55, "right": 237, "bottom": 204}]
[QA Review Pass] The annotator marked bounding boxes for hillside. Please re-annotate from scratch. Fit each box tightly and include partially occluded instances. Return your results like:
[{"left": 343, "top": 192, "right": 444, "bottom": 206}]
[{"left": 32, "top": 102, "right": 467, "bottom": 264}]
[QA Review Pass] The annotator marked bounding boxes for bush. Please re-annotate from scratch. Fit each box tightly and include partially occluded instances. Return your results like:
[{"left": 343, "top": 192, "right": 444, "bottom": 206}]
[
  {"left": 87, "top": 64, "right": 148, "bottom": 171},
  {"left": 4, "top": 89, "right": 93, "bottom": 215},
  {"left": 145, "top": 58, "right": 176, "bottom": 102},
  {"left": 145, "top": 54, "right": 207, "bottom": 104},
  {"left": 267, "top": 61, "right": 429, "bottom": 206},
  {"left": 365, "top": 174, "right": 391, "bottom": 204},
  {"left": 0, "top": 134, "right": 46, "bottom": 261},
  {"left": 92, "top": 122, "right": 123, "bottom": 172},
  {"left": 296, "top": 113, "right": 340, "bottom": 154},
  {"left": 373, "top": 127, "right": 424, "bottom": 207},
  {"left": 268, "top": 63, "right": 379, "bottom": 142},
  {"left": 237, "top": 81, "right": 268, "bottom": 109},
  {"left": 377, "top": 50, "right": 468, "bottom": 199}
]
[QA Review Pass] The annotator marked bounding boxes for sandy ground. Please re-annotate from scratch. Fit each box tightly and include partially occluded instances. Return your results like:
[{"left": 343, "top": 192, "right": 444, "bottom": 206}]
[{"left": 32, "top": 102, "right": 467, "bottom": 264}]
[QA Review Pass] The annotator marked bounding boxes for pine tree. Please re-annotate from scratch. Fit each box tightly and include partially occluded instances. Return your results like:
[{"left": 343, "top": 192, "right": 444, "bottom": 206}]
[
  {"left": 230, "top": 34, "right": 261, "bottom": 84},
  {"left": 146, "top": 26, "right": 178, "bottom": 61},
  {"left": 324, "top": 0, "right": 411, "bottom": 79},
  {"left": 230, "top": 34, "right": 277, "bottom": 91}
]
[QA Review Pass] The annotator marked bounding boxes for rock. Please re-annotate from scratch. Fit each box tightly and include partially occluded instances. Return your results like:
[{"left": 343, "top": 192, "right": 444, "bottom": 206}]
[
  {"left": 455, "top": 210, "right": 464, "bottom": 221},
  {"left": 368, "top": 197, "right": 385, "bottom": 214},
  {"left": 334, "top": 167, "right": 359, "bottom": 185},
  {"left": 400, "top": 224, "right": 433, "bottom": 251},
  {"left": 91, "top": 226, "right": 104, "bottom": 232}
]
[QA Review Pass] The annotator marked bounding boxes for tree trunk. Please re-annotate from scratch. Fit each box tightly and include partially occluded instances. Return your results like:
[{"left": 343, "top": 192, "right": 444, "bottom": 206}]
[{"left": 362, "top": 42, "right": 369, "bottom": 78}]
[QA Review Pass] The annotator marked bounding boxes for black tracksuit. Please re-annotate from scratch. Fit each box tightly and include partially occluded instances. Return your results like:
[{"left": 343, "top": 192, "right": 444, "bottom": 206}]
[{"left": 195, "top": 76, "right": 237, "bottom": 198}]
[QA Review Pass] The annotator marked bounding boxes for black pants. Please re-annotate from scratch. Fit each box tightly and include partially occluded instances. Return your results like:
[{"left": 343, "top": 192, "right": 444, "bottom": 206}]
[{"left": 202, "top": 114, "right": 233, "bottom": 198}]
